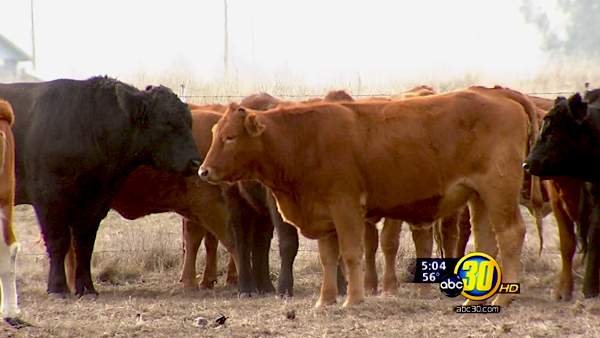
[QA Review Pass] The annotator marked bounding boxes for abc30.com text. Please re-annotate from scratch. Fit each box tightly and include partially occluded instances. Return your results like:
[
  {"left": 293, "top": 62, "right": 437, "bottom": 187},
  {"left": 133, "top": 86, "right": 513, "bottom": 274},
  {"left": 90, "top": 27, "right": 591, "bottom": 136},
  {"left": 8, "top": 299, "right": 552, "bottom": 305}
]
[{"left": 454, "top": 305, "right": 501, "bottom": 314}]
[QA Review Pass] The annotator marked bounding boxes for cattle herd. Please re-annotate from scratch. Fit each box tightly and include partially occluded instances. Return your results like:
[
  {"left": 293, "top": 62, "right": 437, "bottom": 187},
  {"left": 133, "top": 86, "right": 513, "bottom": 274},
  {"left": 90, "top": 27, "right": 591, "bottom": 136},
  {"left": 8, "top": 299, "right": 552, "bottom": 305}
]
[{"left": 0, "top": 76, "right": 598, "bottom": 327}]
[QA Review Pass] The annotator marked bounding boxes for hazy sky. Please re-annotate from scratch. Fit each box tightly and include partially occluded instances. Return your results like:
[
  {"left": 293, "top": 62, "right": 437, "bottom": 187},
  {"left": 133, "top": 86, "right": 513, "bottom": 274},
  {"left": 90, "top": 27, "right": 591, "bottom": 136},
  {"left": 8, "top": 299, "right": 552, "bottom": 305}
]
[{"left": 2, "top": 1, "right": 561, "bottom": 86}]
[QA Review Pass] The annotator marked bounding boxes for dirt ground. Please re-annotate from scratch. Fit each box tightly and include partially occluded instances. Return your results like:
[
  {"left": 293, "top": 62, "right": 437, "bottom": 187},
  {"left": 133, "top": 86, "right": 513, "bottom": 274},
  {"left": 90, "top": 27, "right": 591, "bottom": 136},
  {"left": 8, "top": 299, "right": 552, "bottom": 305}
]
[{"left": 4, "top": 204, "right": 600, "bottom": 337}]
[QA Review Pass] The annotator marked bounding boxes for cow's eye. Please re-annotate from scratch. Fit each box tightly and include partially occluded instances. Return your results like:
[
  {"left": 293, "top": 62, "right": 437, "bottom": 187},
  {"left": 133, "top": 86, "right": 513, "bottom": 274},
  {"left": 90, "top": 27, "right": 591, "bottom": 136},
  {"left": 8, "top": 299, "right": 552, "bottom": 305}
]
[{"left": 224, "top": 136, "right": 236, "bottom": 144}]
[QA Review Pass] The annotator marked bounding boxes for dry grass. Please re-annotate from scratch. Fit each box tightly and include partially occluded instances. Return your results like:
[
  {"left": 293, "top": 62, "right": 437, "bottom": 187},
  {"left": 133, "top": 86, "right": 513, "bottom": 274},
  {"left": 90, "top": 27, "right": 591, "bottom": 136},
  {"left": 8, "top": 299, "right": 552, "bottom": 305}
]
[{"left": 6, "top": 203, "right": 600, "bottom": 337}]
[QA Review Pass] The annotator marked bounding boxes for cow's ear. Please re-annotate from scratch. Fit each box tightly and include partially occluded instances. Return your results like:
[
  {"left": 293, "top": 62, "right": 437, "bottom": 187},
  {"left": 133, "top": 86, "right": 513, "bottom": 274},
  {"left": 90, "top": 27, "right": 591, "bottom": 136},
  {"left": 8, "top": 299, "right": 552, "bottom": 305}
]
[
  {"left": 244, "top": 113, "right": 265, "bottom": 137},
  {"left": 554, "top": 96, "right": 564, "bottom": 105},
  {"left": 115, "top": 84, "right": 149, "bottom": 125},
  {"left": 568, "top": 93, "right": 587, "bottom": 122}
]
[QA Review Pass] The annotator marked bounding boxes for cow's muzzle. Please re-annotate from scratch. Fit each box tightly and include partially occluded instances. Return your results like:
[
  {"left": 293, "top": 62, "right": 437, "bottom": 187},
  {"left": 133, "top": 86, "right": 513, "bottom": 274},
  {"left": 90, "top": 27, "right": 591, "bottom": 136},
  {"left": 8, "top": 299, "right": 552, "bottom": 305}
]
[{"left": 198, "top": 165, "right": 219, "bottom": 184}]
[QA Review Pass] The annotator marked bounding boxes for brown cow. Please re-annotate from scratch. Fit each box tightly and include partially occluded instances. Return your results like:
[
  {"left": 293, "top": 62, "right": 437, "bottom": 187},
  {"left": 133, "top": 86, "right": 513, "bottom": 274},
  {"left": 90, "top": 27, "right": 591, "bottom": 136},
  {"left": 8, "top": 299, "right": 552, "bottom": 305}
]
[
  {"left": 200, "top": 86, "right": 539, "bottom": 307},
  {"left": 322, "top": 88, "right": 442, "bottom": 295},
  {"left": 0, "top": 100, "right": 22, "bottom": 322},
  {"left": 391, "top": 85, "right": 437, "bottom": 99},
  {"left": 449, "top": 95, "right": 585, "bottom": 301}
]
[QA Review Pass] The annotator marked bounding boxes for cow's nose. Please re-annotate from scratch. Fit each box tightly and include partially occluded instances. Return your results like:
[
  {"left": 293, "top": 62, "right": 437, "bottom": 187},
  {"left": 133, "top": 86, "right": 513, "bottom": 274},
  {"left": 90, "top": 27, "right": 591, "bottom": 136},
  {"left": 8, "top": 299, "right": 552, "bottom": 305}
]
[
  {"left": 198, "top": 166, "right": 210, "bottom": 179},
  {"left": 522, "top": 162, "right": 531, "bottom": 172}
]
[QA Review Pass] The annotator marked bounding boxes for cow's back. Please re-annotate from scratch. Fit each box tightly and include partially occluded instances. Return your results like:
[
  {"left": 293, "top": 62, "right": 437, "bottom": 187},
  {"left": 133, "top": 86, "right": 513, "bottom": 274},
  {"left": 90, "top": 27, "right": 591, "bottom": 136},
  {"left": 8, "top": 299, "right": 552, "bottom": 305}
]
[{"left": 338, "top": 90, "right": 530, "bottom": 222}]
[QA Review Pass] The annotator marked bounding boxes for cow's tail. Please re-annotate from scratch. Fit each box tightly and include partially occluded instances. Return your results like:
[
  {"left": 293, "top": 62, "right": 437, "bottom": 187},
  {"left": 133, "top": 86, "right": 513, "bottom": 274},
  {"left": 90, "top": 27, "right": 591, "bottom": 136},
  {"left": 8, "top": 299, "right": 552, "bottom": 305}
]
[
  {"left": 0, "top": 130, "right": 6, "bottom": 175},
  {"left": 495, "top": 86, "right": 544, "bottom": 255}
]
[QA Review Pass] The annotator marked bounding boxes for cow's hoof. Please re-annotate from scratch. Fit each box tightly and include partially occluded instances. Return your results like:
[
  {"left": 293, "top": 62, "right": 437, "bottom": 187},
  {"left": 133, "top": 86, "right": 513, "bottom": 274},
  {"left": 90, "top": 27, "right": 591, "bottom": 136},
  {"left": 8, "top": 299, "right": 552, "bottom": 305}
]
[
  {"left": 554, "top": 287, "right": 573, "bottom": 301},
  {"left": 200, "top": 280, "right": 217, "bottom": 289},
  {"left": 314, "top": 298, "right": 336, "bottom": 308},
  {"left": 47, "top": 292, "right": 70, "bottom": 300},
  {"left": 76, "top": 290, "right": 99, "bottom": 301},
  {"left": 365, "top": 287, "right": 378, "bottom": 296},
  {"left": 276, "top": 293, "right": 292, "bottom": 300},
  {"left": 238, "top": 292, "right": 254, "bottom": 299},
  {"left": 258, "top": 284, "right": 276, "bottom": 294},
  {"left": 342, "top": 297, "right": 364, "bottom": 308},
  {"left": 4, "top": 317, "right": 32, "bottom": 329}
]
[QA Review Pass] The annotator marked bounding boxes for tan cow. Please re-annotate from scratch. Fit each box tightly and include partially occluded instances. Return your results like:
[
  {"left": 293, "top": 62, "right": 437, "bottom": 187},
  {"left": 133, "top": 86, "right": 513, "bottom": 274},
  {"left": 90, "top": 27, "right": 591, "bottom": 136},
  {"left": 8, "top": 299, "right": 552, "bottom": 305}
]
[
  {"left": 0, "top": 100, "right": 22, "bottom": 321},
  {"left": 200, "top": 86, "right": 538, "bottom": 307}
]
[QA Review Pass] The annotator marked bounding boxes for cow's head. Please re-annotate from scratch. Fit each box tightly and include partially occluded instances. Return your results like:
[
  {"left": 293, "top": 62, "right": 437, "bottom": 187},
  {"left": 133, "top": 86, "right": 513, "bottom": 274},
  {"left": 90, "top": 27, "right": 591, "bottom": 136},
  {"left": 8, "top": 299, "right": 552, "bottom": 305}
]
[
  {"left": 116, "top": 84, "right": 200, "bottom": 175},
  {"left": 523, "top": 93, "right": 590, "bottom": 179},
  {"left": 199, "top": 104, "right": 265, "bottom": 184}
]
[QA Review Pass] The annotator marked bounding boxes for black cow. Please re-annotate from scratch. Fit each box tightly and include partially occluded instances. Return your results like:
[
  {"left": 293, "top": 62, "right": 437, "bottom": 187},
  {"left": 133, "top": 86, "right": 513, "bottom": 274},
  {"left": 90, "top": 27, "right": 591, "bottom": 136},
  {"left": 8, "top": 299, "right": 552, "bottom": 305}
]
[
  {"left": 524, "top": 89, "right": 600, "bottom": 297},
  {"left": 1, "top": 76, "right": 200, "bottom": 297}
]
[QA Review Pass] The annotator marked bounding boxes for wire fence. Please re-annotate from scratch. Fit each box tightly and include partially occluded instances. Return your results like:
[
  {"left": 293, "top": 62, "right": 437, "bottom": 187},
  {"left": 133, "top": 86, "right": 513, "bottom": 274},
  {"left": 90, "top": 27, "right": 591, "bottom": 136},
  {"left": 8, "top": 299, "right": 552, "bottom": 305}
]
[{"left": 178, "top": 89, "right": 579, "bottom": 102}]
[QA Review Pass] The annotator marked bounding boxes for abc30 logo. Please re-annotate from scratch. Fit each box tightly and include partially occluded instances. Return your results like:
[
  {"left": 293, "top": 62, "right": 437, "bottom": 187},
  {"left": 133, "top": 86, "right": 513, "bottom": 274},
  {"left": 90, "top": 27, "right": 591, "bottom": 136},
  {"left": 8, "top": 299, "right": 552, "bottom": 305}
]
[{"left": 440, "top": 252, "right": 520, "bottom": 300}]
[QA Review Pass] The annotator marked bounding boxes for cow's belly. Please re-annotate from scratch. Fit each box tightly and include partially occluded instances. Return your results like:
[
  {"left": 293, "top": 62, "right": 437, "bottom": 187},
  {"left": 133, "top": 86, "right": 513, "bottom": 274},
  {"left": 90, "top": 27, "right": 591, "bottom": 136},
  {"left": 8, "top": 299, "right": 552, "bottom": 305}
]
[
  {"left": 272, "top": 192, "right": 335, "bottom": 239},
  {"left": 366, "top": 195, "right": 442, "bottom": 224},
  {"left": 367, "top": 181, "right": 474, "bottom": 224}
]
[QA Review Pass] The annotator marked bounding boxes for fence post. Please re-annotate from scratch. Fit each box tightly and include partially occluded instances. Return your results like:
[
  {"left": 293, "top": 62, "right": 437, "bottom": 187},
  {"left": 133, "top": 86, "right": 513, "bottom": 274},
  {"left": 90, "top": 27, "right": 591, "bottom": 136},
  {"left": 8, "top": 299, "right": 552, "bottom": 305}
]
[{"left": 179, "top": 84, "right": 186, "bottom": 102}]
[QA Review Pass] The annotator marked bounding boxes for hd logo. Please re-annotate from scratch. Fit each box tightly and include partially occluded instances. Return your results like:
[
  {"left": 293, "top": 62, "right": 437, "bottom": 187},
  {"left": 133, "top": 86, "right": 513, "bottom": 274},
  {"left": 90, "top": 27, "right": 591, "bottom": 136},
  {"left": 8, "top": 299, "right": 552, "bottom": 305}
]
[{"left": 439, "top": 252, "right": 520, "bottom": 300}]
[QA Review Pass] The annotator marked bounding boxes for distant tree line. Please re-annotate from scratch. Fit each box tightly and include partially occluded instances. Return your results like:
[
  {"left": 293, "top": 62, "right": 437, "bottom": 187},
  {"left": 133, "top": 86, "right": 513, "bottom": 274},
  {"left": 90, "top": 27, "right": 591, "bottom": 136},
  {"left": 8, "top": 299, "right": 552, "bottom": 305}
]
[{"left": 521, "top": 0, "right": 600, "bottom": 58}]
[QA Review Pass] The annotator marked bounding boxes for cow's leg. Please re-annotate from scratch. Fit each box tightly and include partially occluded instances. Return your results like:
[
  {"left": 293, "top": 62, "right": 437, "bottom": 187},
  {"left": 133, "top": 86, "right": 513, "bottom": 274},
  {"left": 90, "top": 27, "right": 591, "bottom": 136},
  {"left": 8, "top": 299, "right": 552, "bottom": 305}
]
[
  {"left": 337, "top": 259, "right": 347, "bottom": 296},
  {"left": 223, "top": 186, "right": 255, "bottom": 296},
  {"left": 481, "top": 193, "right": 525, "bottom": 307},
  {"left": 0, "top": 207, "right": 19, "bottom": 319},
  {"left": 274, "top": 220, "right": 298, "bottom": 297},
  {"left": 0, "top": 243, "right": 19, "bottom": 319},
  {"left": 192, "top": 186, "right": 239, "bottom": 286},
  {"left": 180, "top": 218, "right": 205, "bottom": 289},
  {"left": 463, "top": 196, "right": 499, "bottom": 306},
  {"left": 455, "top": 208, "right": 471, "bottom": 257},
  {"left": 72, "top": 222, "right": 100, "bottom": 297},
  {"left": 316, "top": 233, "right": 339, "bottom": 307},
  {"left": 381, "top": 218, "right": 401, "bottom": 294},
  {"left": 226, "top": 253, "right": 238, "bottom": 286},
  {"left": 331, "top": 200, "right": 365, "bottom": 308},
  {"left": 33, "top": 205, "right": 71, "bottom": 296},
  {"left": 201, "top": 230, "right": 219, "bottom": 289},
  {"left": 583, "top": 190, "right": 600, "bottom": 298},
  {"left": 65, "top": 234, "right": 76, "bottom": 293},
  {"left": 267, "top": 191, "right": 299, "bottom": 297},
  {"left": 411, "top": 224, "right": 433, "bottom": 259},
  {"left": 439, "top": 213, "right": 459, "bottom": 258},
  {"left": 364, "top": 221, "right": 379, "bottom": 295},
  {"left": 550, "top": 186, "right": 576, "bottom": 301},
  {"left": 410, "top": 223, "right": 434, "bottom": 297},
  {"left": 252, "top": 215, "right": 275, "bottom": 294}
]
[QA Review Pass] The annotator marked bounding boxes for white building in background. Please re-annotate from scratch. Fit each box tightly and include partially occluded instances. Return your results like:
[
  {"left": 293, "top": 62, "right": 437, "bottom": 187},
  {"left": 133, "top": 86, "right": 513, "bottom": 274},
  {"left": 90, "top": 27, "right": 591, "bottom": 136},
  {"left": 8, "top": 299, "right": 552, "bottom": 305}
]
[{"left": 0, "top": 34, "right": 38, "bottom": 82}]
